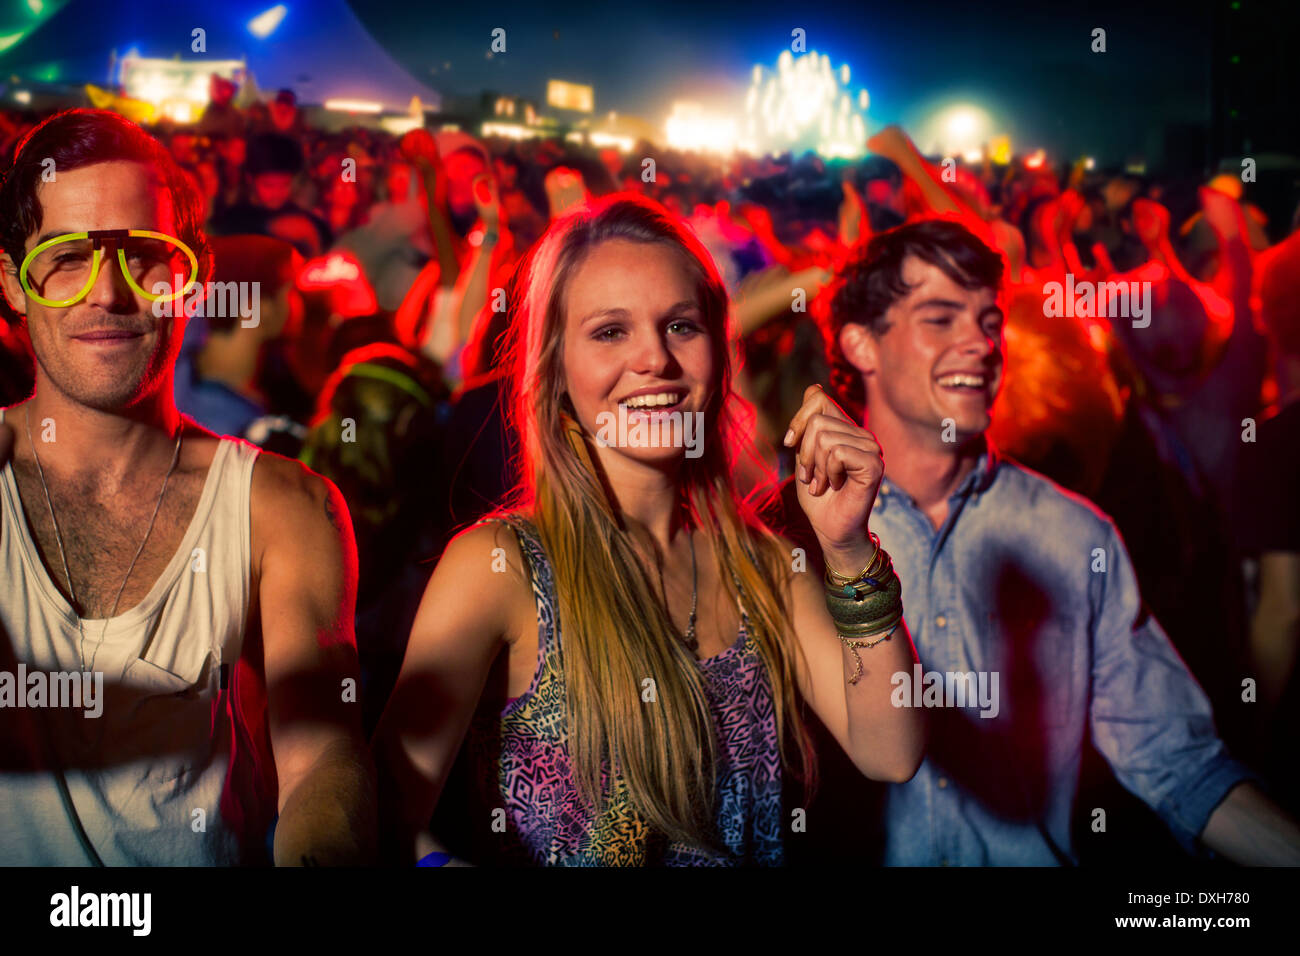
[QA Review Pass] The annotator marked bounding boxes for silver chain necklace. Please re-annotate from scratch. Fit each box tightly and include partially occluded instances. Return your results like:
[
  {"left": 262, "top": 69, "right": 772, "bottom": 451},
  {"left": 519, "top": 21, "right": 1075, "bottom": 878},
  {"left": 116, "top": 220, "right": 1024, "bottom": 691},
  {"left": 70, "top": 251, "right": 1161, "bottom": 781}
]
[
  {"left": 24, "top": 408, "right": 184, "bottom": 673},
  {"left": 682, "top": 531, "right": 699, "bottom": 653}
]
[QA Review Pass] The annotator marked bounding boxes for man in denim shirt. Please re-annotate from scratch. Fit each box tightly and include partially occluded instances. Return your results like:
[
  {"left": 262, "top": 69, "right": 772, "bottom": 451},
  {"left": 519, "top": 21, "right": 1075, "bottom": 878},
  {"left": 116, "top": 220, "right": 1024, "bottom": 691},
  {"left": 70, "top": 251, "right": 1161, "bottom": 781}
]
[{"left": 776, "top": 217, "right": 1300, "bottom": 864}]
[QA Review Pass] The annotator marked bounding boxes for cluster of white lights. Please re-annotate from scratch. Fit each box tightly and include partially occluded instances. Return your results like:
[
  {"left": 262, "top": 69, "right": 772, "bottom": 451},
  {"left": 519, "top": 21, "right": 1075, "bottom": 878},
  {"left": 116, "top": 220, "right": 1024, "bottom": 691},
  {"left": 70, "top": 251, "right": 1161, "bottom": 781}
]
[
  {"left": 739, "top": 50, "right": 869, "bottom": 159},
  {"left": 664, "top": 101, "right": 738, "bottom": 155}
]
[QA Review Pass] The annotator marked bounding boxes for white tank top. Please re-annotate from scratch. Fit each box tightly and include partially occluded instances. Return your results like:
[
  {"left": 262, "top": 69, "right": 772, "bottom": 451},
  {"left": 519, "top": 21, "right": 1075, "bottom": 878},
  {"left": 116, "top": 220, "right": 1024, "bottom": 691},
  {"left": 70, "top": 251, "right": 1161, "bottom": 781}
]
[{"left": 0, "top": 407, "right": 268, "bottom": 865}]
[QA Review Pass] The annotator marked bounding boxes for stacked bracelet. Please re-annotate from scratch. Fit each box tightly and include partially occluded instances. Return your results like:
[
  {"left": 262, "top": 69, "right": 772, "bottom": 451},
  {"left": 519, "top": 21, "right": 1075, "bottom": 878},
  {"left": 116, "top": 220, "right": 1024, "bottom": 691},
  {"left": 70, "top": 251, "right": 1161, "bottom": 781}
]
[{"left": 822, "top": 538, "right": 904, "bottom": 685}]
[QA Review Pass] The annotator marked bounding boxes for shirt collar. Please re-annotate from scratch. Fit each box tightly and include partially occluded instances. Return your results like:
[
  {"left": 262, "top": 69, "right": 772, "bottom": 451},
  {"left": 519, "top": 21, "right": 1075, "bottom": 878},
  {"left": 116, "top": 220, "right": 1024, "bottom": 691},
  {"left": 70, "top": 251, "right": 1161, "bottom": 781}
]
[
  {"left": 957, "top": 434, "right": 1001, "bottom": 497},
  {"left": 876, "top": 435, "right": 1001, "bottom": 508}
]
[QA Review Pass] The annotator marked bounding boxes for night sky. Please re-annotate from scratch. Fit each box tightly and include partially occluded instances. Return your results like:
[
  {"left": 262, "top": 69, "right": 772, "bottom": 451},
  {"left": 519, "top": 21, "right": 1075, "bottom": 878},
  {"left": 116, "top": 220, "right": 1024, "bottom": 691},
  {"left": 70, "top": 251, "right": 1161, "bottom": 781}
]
[
  {"left": 348, "top": 0, "right": 1217, "bottom": 164},
  {"left": 0, "top": 0, "right": 1222, "bottom": 165}
]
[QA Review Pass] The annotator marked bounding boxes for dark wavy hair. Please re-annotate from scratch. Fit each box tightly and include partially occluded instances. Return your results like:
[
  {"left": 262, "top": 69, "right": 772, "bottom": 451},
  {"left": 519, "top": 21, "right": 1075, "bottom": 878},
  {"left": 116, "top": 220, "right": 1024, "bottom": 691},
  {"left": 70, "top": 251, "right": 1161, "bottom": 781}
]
[
  {"left": 0, "top": 109, "right": 212, "bottom": 301},
  {"left": 819, "top": 216, "right": 1005, "bottom": 421}
]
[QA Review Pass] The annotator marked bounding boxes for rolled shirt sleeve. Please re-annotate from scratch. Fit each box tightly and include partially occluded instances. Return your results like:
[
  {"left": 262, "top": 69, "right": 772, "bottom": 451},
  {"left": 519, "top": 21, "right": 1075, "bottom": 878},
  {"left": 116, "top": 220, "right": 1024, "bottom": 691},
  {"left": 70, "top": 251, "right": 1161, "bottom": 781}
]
[{"left": 1088, "top": 520, "right": 1255, "bottom": 851}]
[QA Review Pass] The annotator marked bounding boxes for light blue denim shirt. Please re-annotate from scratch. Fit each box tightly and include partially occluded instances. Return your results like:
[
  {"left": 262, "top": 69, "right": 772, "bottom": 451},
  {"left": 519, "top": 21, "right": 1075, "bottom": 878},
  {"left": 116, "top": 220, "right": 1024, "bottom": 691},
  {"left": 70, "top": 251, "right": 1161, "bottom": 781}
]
[{"left": 871, "top": 440, "right": 1252, "bottom": 865}]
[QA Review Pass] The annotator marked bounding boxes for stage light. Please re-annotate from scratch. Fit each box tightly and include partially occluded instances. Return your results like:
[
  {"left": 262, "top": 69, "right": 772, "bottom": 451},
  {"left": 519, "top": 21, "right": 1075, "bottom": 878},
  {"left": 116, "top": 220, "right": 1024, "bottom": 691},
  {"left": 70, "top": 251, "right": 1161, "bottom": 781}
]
[
  {"left": 742, "top": 49, "right": 870, "bottom": 158},
  {"left": 248, "top": 5, "right": 288, "bottom": 39},
  {"left": 665, "top": 101, "right": 737, "bottom": 154},
  {"left": 1025, "top": 149, "right": 1046, "bottom": 169},
  {"left": 947, "top": 109, "right": 977, "bottom": 140},
  {"left": 325, "top": 99, "right": 383, "bottom": 113},
  {"left": 920, "top": 103, "right": 995, "bottom": 158}
]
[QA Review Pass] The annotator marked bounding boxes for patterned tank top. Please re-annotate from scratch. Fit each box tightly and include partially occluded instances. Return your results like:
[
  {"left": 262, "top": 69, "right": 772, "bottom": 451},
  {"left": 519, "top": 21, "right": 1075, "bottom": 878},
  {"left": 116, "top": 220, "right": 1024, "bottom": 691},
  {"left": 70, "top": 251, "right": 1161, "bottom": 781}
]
[{"left": 460, "top": 515, "right": 784, "bottom": 866}]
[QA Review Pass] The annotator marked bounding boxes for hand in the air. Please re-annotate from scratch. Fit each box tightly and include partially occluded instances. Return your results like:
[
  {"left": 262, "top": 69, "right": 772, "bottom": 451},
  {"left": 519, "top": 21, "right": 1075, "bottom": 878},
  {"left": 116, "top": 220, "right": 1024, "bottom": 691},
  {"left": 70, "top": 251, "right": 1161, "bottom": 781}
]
[{"left": 784, "top": 384, "right": 884, "bottom": 555}]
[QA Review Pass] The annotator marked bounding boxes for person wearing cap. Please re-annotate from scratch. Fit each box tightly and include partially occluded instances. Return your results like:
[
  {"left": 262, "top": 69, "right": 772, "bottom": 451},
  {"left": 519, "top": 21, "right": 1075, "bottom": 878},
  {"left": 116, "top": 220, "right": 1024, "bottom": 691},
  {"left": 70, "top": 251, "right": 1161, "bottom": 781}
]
[{"left": 269, "top": 89, "right": 305, "bottom": 138}]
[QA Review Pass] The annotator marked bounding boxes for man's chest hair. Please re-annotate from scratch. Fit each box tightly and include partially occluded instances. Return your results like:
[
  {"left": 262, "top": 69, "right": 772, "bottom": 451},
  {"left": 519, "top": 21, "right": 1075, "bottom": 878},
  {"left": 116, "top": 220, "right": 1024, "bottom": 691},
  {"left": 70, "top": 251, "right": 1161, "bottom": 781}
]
[{"left": 11, "top": 459, "right": 208, "bottom": 617}]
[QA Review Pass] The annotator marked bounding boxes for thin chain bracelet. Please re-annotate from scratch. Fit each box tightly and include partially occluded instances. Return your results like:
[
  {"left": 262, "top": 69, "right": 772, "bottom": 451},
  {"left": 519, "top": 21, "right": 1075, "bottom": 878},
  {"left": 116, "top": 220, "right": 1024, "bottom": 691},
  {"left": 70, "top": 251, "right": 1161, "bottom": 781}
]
[{"left": 838, "top": 625, "right": 898, "bottom": 684}]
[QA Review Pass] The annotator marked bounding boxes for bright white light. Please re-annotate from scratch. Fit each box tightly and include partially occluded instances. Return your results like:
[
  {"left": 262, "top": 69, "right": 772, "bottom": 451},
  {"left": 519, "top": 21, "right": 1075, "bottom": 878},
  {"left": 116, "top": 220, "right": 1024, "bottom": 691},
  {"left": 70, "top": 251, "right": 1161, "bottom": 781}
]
[
  {"left": 947, "top": 109, "right": 977, "bottom": 140},
  {"left": 584, "top": 131, "right": 635, "bottom": 152},
  {"left": 325, "top": 99, "right": 382, "bottom": 113},
  {"left": 743, "top": 50, "right": 869, "bottom": 158},
  {"left": 248, "top": 5, "right": 288, "bottom": 39},
  {"left": 665, "top": 101, "right": 736, "bottom": 154},
  {"left": 485, "top": 122, "right": 542, "bottom": 140},
  {"left": 922, "top": 103, "right": 993, "bottom": 157}
]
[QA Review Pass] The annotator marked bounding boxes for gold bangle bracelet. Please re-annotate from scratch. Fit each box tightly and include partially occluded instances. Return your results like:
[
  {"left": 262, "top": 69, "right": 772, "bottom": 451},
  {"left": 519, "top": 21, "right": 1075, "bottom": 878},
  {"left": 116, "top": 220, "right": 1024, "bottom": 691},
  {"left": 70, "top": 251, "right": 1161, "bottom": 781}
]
[{"left": 825, "top": 533, "right": 881, "bottom": 586}]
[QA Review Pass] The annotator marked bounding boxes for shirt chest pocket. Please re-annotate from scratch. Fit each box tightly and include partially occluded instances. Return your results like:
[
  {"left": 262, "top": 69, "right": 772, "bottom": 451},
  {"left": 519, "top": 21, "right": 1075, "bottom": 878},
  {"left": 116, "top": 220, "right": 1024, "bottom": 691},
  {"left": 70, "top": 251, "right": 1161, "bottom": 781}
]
[{"left": 118, "top": 652, "right": 221, "bottom": 787}]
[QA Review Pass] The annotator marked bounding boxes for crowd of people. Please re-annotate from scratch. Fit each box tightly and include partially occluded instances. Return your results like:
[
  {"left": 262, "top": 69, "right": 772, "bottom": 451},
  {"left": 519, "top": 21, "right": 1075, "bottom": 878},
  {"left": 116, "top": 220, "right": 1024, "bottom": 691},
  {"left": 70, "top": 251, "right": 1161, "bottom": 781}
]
[{"left": 0, "top": 82, "right": 1298, "bottom": 866}]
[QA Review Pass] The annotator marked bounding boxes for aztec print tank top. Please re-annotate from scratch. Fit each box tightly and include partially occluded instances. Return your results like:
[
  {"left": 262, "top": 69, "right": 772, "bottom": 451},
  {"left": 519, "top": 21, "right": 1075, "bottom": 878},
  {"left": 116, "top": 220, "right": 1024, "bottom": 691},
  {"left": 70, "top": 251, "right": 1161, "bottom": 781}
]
[{"left": 460, "top": 515, "right": 785, "bottom": 866}]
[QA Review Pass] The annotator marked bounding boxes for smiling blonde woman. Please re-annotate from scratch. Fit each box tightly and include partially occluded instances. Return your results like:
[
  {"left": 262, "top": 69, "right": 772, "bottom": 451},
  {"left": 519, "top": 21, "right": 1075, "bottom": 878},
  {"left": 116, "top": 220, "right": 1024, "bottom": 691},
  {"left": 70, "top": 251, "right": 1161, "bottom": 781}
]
[{"left": 373, "top": 193, "right": 924, "bottom": 866}]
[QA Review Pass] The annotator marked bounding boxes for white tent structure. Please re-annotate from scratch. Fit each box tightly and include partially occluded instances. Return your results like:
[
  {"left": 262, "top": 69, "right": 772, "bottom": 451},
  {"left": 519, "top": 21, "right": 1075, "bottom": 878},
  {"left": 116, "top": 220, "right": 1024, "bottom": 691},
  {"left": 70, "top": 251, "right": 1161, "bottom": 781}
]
[{"left": 0, "top": 0, "right": 440, "bottom": 113}]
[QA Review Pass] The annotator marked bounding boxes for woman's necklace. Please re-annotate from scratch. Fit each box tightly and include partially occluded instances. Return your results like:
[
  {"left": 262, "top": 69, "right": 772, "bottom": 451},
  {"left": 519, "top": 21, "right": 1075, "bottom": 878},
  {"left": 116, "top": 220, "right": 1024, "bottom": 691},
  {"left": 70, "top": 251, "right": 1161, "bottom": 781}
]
[{"left": 24, "top": 408, "right": 184, "bottom": 673}]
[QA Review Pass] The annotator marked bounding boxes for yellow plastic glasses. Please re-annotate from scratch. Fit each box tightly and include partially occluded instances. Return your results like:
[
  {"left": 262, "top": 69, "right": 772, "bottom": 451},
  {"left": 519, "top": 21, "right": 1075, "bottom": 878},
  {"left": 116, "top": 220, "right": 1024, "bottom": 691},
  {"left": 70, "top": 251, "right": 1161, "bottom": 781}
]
[{"left": 19, "top": 229, "right": 199, "bottom": 308}]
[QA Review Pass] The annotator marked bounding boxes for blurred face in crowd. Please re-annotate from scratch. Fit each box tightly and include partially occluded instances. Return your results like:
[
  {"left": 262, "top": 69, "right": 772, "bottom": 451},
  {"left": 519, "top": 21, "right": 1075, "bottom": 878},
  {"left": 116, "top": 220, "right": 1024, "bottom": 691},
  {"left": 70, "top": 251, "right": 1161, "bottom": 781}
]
[
  {"left": 182, "top": 163, "right": 219, "bottom": 221},
  {"left": 562, "top": 239, "right": 714, "bottom": 470},
  {"left": 493, "top": 157, "right": 517, "bottom": 190},
  {"left": 170, "top": 133, "right": 196, "bottom": 165},
  {"left": 217, "top": 136, "right": 246, "bottom": 167},
  {"left": 443, "top": 148, "right": 488, "bottom": 223},
  {"left": 251, "top": 171, "right": 294, "bottom": 210},
  {"left": 209, "top": 75, "right": 235, "bottom": 106},
  {"left": 270, "top": 100, "right": 298, "bottom": 132},
  {"left": 0, "top": 161, "right": 186, "bottom": 411},
  {"left": 386, "top": 162, "right": 415, "bottom": 203},
  {"left": 194, "top": 161, "right": 219, "bottom": 205},
  {"left": 325, "top": 177, "right": 359, "bottom": 210},
  {"left": 261, "top": 269, "right": 304, "bottom": 342},
  {"left": 847, "top": 255, "right": 1005, "bottom": 446}
]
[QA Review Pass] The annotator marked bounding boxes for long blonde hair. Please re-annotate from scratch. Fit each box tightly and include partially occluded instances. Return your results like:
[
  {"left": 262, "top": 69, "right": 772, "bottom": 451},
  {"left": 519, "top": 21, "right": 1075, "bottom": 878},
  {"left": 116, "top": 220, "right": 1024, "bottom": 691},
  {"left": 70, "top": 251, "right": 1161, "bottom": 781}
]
[{"left": 499, "top": 193, "right": 815, "bottom": 849}]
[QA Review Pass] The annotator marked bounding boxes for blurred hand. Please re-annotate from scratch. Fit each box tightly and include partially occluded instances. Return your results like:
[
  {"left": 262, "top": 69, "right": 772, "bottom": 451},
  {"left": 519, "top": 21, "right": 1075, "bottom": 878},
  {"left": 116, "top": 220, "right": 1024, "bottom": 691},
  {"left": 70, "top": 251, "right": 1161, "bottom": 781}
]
[
  {"left": 471, "top": 174, "right": 502, "bottom": 230},
  {"left": 544, "top": 167, "right": 586, "bottom": 219},
  {"left": 839, "top": 180, "right": 865, "bottom": 247},
  {"left": 1090, "top": 242, "right": 1116, "bottom": 276},
  {"left": 399, "top": 130, "right": 445, "bottom": 201},
  {"left": 1053, "top": 189, "right": 1086, "bottom": 237},
  {"left": 866, "top": 124, "right": 912, "bottom": 160},
  {"left": 399, "top": 129, "right": 440, "bottom": 168}
]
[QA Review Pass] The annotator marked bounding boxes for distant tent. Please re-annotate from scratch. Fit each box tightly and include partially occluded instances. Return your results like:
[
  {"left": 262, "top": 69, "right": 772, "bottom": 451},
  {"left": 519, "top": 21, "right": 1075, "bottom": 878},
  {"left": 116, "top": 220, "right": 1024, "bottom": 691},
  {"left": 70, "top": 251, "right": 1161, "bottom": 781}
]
[
  {"left": 236, "top": 69, "right": 262, "bottom": 110},
  {"left": 0, "top": 0, "right": 440, "bottom": 112}
]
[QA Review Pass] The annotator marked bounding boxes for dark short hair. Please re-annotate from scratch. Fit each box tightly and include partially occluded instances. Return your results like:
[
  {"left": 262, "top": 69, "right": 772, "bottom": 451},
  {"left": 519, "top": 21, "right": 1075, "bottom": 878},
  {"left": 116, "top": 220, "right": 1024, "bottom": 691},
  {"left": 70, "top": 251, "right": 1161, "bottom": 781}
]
[
  {"left": 0, "top": 109, "right": 212, "bottom": 297},
  {"left": 207, "top": 234, "right": 300, "bottom": 333},
  {"left": 246, "top": 132, "right": 303, "bottom": 177},
  {"left": 821, "top": 217, "right": 1004, "bottom": 419}
]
